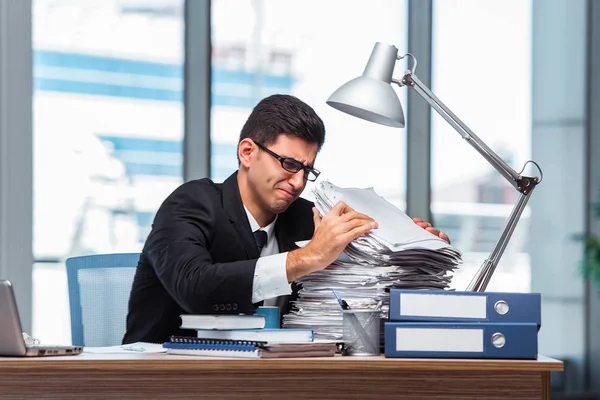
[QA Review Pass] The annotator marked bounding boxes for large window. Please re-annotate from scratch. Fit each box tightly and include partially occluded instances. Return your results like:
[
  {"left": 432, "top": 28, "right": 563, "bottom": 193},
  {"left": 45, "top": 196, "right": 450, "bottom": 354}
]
[
  {"left": 211, "top": 0, "right": 408, "bottom": 208},
  {"left": 32, "top": 0, "right": 185, "bottom": 344},
  {"left": 431, "top": 0, "right": 532, "bottom": 292}
]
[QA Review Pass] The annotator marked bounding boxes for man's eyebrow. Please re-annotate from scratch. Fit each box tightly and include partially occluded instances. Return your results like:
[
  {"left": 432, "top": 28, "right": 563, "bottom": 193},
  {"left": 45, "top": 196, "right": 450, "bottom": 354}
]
[{"left": 300, "top": 159, "right": 315, "bottom": 168}]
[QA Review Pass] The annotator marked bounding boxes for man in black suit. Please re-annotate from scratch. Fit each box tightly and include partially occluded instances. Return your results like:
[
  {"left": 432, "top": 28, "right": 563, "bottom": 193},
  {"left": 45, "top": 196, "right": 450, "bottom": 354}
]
[{"left": 123, "top": 94, "right": 448, "bottom": 344}]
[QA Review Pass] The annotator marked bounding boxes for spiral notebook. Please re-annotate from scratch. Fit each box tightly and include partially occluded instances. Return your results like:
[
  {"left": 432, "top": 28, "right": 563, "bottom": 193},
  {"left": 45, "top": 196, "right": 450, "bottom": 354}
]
[{"left": 163, "top": 336, "right": 336, "bottom": 359}]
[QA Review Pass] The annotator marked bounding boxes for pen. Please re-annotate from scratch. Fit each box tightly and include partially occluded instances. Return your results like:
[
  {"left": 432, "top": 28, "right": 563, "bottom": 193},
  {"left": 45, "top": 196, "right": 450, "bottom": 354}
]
[
  {"left": 331, "top": 289, "right": 350, "bottom": 310},
  {"left": 121, "top": 344, "right": 146, "bottom": 352}
]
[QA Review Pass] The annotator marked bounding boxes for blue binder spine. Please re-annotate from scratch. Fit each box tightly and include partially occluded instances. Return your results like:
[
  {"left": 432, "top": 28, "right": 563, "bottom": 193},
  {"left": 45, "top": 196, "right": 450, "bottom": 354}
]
[
  {"left": 388, "top": 289, "right": 541, "bottom": 326},
  {"left": 384, "top": 322, "right": 538, "bottom": 359}
]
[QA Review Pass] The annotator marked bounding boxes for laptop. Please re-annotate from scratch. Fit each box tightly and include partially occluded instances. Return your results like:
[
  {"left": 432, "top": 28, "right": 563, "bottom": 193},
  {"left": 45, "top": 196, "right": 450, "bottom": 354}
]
[{"left": 0, "top": 279, "right": 83, "bottom": 357}]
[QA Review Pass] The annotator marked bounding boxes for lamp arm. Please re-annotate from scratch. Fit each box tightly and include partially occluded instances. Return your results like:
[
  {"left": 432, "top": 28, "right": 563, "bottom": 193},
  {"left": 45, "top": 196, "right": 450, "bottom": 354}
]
[
  {"left": 465, "top": 189, "right": 535, "bottom": 292},
  {"left": 399, "top": 71, "right": 542, "bottom": 292},
  {"left": 402, "top": 72, "right": 523, "bottom": 187}
]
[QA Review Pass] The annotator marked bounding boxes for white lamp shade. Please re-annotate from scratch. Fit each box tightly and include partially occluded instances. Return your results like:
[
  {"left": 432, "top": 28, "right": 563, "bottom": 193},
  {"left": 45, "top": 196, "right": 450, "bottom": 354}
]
[
  {"left": 326, "top": 42, "right": 406, "bottom": 128},
  {"left": 326, "top": 76, "right": 405, "bottom": 128}
]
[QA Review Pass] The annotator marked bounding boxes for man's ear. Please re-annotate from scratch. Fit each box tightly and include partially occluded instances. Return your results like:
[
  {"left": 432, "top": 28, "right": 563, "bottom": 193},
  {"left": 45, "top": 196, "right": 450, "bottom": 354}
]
[{"left": 238, "top": 138, "right": 256, "bottom": 168}]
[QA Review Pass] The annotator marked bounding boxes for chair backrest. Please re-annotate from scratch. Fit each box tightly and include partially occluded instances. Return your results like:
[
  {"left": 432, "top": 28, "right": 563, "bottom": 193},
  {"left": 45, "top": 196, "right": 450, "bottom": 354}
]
[{"left": 66, "top": 253, "right": 140, "bottom": 347}]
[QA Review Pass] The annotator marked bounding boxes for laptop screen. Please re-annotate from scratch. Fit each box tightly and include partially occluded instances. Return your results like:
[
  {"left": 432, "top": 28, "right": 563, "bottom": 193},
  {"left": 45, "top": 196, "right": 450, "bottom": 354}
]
[{"left": 0, "top": 280, "right": 29, "bottom": 356}]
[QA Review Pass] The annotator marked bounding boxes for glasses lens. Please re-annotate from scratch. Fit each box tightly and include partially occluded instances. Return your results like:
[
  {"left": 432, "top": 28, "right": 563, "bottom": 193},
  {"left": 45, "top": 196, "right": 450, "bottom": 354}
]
[
  {"left": 306, "top": 169, "right": 319, "bottom": 182},
  {"left": 282, "top": 158, "right": 303, "bottom": 173}
]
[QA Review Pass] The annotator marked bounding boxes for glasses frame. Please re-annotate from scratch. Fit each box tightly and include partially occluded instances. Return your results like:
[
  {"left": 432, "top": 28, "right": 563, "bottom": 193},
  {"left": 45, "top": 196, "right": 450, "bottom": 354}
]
[{"left": 254, "top": 141, "right": 321, "bottom": 182}]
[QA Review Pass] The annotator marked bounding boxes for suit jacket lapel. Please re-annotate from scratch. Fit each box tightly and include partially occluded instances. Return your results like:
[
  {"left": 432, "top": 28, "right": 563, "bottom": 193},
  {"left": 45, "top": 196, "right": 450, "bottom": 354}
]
[{"left": 221, "top": 172, "right": 259, "bottom": 259}]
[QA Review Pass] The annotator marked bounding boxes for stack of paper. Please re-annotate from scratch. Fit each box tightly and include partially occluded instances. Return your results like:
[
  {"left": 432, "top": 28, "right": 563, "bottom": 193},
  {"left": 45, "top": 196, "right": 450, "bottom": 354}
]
[{"left": 282, "top": 181, "right": 462, "bottom": 341}]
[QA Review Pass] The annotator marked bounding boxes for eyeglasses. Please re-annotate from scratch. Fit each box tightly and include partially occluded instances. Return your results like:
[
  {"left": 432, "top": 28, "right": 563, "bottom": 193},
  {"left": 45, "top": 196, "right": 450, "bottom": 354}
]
[{"left": 254, "top": 141, "right": 321, "bottom": 182}]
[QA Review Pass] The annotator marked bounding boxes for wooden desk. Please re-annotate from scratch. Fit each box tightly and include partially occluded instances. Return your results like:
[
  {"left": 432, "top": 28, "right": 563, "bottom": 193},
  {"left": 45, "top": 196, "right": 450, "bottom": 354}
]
[{"left": 0, "top": 353, "right": 562, "bottom": 399}]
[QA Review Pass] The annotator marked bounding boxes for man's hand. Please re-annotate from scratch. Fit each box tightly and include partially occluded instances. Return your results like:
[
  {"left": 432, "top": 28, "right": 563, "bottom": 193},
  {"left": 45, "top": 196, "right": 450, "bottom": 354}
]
[
  {"left": 309, "top": 201, "right": 378, "bottom": 266},
  {"left": 413, "top": 217, "right": 451, "bottom": 244},
  {"left": 286, "top": 201, "right": 377, "bottom": 281}
]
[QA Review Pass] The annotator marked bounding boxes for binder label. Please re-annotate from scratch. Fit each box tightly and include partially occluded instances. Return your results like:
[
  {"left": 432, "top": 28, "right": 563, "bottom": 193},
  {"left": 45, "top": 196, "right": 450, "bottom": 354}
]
[
  {"left": 395, "top": 327, "right": 484, "bottom": 353},
  {"left": 400, "top": 293, "right": 487, "bottom": 319}
]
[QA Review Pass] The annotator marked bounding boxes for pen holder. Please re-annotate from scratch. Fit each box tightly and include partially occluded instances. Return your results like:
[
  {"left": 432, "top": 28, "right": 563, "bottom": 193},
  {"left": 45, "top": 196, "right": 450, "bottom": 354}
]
[{"left": 342, "top": 309, "right": 381, "bottom": 356}]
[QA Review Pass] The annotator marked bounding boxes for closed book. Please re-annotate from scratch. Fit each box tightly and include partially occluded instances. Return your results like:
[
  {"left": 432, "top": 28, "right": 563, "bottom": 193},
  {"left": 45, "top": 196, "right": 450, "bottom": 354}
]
[
  {"left": 195, "top": 328, "right": 314, "bottom": 343},
  {"left": 180, "top": 314, "right": 265, "bottom": 330},
  {"left": 384, "top": 322, "right": 538, "bottom": 359},
  {"left": 388, "top": 289, "right": 541, "bottom": 326}
]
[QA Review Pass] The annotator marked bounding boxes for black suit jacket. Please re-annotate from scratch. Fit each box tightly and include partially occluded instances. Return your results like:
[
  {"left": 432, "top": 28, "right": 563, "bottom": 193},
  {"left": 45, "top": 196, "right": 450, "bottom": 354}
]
[{"left": 122, "top": 171, "right": 315, "bottom": 344}]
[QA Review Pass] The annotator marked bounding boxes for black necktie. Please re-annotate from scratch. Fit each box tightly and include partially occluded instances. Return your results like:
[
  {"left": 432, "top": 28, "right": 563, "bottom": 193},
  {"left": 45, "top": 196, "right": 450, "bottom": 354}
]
[{"left": 253, "top": 230, "right": 268, "bottom": 255}]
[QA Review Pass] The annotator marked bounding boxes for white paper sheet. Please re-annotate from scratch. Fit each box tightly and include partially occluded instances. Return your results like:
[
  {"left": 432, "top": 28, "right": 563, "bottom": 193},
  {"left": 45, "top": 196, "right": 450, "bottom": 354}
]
[{"left": 84, "top": 342, "right": 166, "bottom": 354}]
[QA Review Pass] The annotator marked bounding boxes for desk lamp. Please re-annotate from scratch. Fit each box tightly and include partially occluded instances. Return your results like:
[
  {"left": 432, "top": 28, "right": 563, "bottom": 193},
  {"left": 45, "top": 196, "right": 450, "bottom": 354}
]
[{"left": 326, "top": 42, "right": 543, "bottom": 292}]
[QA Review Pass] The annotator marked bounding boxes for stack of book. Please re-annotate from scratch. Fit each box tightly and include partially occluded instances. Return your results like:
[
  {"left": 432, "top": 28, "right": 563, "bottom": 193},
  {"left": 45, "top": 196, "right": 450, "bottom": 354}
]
[
  {"left": 162, "top": 336, "right": 336, "bottom": 359},
  {"left": 384, "top": 289, "right": 541, "bottom": 359},
  {"left": 161, "top": 314, "right": 333, "bottom": 359},
  {"left": 282, "top": 181, "right": 462, "bottom": 342}
]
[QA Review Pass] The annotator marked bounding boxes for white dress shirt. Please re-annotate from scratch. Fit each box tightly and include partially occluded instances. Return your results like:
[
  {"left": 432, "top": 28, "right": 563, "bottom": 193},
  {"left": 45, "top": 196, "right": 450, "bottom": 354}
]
[{"left": 244, "top": 206, "right": 292, "bottom": 305}]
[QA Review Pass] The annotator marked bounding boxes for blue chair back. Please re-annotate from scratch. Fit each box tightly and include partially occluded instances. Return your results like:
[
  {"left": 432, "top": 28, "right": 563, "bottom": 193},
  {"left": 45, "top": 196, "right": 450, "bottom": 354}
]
[{"left": 66, "top": 253, "right": 140, "bottom": 347}]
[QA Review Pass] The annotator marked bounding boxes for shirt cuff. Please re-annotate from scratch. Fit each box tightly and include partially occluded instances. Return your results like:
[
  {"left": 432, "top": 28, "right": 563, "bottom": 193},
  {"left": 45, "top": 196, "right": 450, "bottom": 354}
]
[{"left": 252, "top": 252, "right": 292, "bottom": 303}]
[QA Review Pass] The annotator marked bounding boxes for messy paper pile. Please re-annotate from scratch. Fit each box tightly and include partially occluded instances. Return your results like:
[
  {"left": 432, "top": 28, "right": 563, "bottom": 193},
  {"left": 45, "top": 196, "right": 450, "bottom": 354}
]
[{"left": 282, "top": 181, "right": 462, "bottom": 341}]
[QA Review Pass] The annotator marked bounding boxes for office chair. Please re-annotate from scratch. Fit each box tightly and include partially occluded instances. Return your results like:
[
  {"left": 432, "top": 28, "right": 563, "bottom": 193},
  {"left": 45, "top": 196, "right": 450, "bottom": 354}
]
[{"left": 66, "top": 253, "right": 140, "bottom": 347}]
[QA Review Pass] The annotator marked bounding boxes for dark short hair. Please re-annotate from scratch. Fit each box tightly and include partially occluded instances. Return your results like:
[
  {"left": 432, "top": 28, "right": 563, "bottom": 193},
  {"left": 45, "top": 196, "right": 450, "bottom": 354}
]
[{"left": 238, "top": 94, "right": 326, "bottom": 160}]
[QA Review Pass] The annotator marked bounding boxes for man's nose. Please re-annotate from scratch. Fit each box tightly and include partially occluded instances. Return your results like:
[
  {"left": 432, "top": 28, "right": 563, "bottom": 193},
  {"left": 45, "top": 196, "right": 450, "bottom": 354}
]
[{"left": 288, "top": 169, "right": 305, "bottom": 190}]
